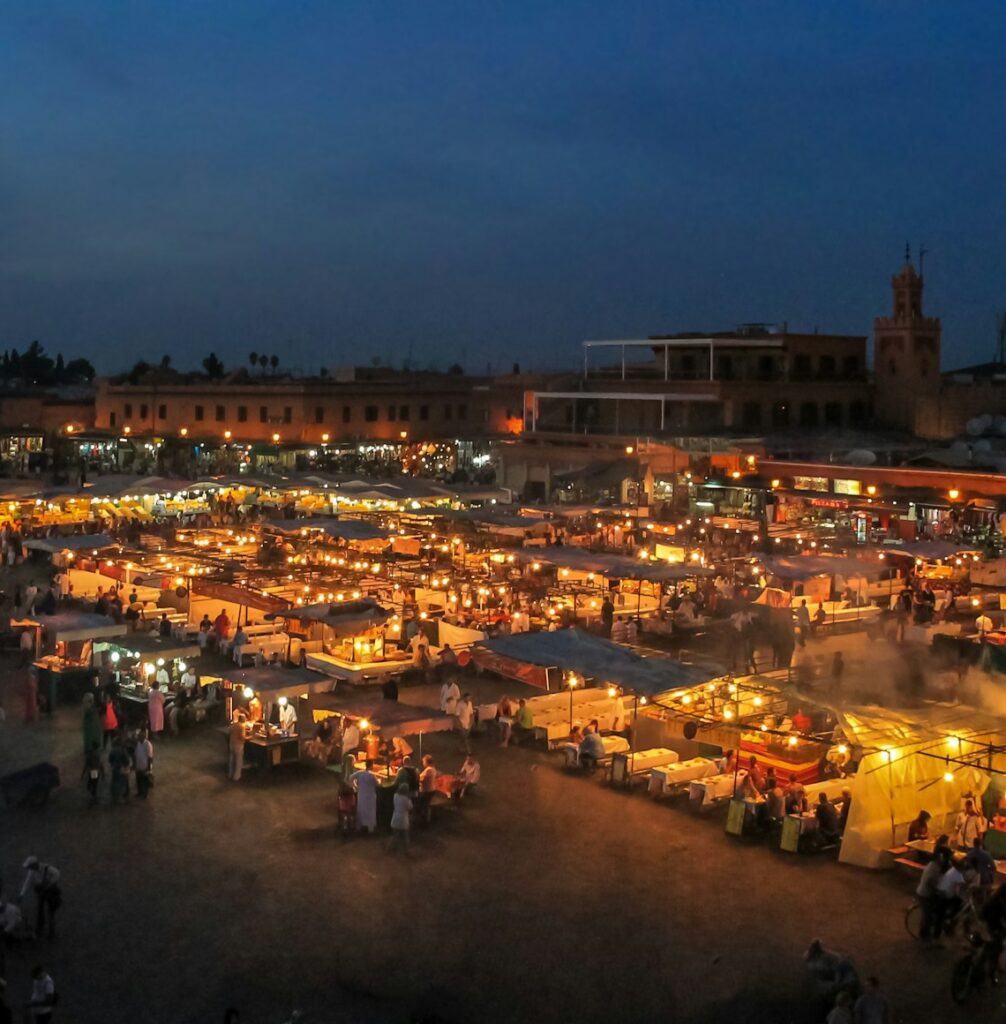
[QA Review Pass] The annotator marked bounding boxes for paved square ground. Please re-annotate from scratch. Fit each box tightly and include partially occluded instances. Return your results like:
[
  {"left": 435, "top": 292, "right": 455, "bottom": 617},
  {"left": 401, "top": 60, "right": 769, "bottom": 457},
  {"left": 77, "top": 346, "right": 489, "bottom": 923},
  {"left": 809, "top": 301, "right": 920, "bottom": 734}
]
[{"left": 1, "top": 636, "right": 1003, "bottom": 1023}]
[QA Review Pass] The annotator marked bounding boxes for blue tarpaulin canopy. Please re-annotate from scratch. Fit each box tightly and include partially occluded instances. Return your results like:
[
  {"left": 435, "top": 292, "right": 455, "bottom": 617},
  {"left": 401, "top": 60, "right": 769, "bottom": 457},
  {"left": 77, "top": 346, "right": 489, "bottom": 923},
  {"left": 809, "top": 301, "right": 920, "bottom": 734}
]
[
  {"left": 516, "top": 546, "right": 713, "bottom": 582},
  {"left": 762, "top": 554, "right": 883, "bottom": 581},
  {"left": 476, "top": 628, "right": 715, "bottom": 695},
  {"left": 263, "top": 517, "right": 388, "bottom": 541},
  {"left": 24, "top": 533, "right": 117, "bottom": 554}
]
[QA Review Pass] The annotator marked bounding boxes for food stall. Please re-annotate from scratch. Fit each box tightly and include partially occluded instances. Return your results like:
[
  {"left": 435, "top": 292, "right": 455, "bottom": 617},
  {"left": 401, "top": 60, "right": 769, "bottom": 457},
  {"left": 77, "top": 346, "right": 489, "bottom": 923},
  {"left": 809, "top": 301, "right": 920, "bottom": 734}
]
[
  {"left": 217, "top": 665, "right": 336, "bottom": 772},
  {"left": 269, "top": 599, "right": 411, "bottom": 683},
  {"left": 15, "top": 612, "right": 127, "bottom": 710},
  {"left": 93, "top": 633, "right": 202, "bottom": 722}
]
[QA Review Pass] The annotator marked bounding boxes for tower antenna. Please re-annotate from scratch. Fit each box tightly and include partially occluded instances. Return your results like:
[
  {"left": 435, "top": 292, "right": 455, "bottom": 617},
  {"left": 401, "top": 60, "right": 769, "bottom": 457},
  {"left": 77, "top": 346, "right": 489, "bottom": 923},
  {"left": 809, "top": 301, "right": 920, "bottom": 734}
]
[{"left": 918, "top": 243, "right": 927, "bottom": 278}]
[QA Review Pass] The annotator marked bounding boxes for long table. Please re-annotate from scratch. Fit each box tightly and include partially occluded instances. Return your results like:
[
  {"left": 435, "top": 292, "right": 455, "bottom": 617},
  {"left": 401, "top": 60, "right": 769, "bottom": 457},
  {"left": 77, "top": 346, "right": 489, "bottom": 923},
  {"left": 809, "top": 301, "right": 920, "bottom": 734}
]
[
  {"left": 647, "top": 757, "right": 719, "bottom": 796},
  {"left": 690, "top": 770, "right": 747, "bottom": 807}
]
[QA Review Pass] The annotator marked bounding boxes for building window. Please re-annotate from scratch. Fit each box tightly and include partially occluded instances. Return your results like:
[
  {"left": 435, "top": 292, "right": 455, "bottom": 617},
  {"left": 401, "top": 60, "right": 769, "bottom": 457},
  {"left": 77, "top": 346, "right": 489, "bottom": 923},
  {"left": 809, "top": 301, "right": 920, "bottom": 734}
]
[
  {"left": 819, "top": 355, "right": 836, "bottom": 377},
  {"left": 444, "top": 404, "right": 453, "bottom": 421},
  {"left": 110, "top": 411, "right": 116, "bottom": 427},
  {"left": 681, "top": 354, "right": 696, "bottom": 378},
  {"left": 139, "top": 403, "right": 148, "bottom": 420},
  {"left": 798, "top": 402, "right": 819, "bottom": 428},
  {"left": 824, "top": 402, "right": 842, "bottom": 427},
  {"left": 159, "top": 404, "right": 167, "bottom": 420},
  {"left": 759, "top": 356, "right": 775, "bottom": 380},
  {"left": 458, "top": 403, "right": 467, "bottom": 420},
  {"left": 365, "top": 406, "right": 378, "bottom": 422},
  {"left": 793, "top": 476, "right": 829, "bottom": 491},
  {"left": 419, "top": 405, "right": 429, "bottom": 421},
  {"left": 342, "top": 406, "right": 351, "bottom": 424},
  {"left": 843, "top": 355, "right": 859, "bottom": 378},
  {"left": 742, "top": 401, "right": 761, "bottom": 428},
  {"left": 238, "top": 406, "right": 247, "bottom": 422},
  {"left": 771, "top": 401, "right": 789, "bottom": 428},
  {"left": 387, "top": 405, "right": 396, "bottom": 422},
  {"left": 888, "top": 359, "right": 896, "bottom": 376},
  {"left": 315, "top": 407, "right": 324, "bottom": 424},
  {"left": 283, "top": 407, "right": 292, "bottom": 424},
  {"left": 849, "top": 401, "right": 866, "bottom": 423},
  {"left": 399, "top": 405, "right": 409, "bottom": 421},
  {"left": 834, "top": 478, "right": 861, "bottom": 496},
  {"left": 194, "top": 405, "right": 204, "bottom": 422},
  {"left": 793, "top": 354, "right": 812, "bottom": 379},
  {"left": 920, "top": 360, "right": 928, "bottom": 378},
  {"left": 124, "top": 403, "right": 133, "bottom": 419},
  {"left": 215, "top": 405, "right": 225, "bottom": 422},
  {"left": 260, "top": 406, "right": 268, "bottom": 423}
]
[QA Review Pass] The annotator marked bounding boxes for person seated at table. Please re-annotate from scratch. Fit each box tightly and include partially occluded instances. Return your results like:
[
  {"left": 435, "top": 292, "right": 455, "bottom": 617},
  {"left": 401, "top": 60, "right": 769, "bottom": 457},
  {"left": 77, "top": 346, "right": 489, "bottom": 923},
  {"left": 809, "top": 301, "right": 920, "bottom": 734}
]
[
  {"left": 837, "top": 788, "right": 853, "bottom": 834},
  {"left": 813, "top": 603, "right": 827, "bottom": 631},
  {"left": 453, "top": 754, "right": 481, "bottom": 800},
  {"left": 305, "top": 717, "right": 336, "bottom": 762},
  {"left": 495, "top": 696, "right": 514, "bottom": 746},
  {"left": 760, "top": 773, "right": 785, "bottom": 828},
  {"left": 568, "top": 724, "right": 584, "bottom": 747},
  {"left": 747, "top": 755, "right": 766, "bottom": 793},
  {"left": 253, "top": 647, "right": 267, "bottom": 667},
  {"left": 791, "top": 707, "right": 812, "bottom": 734},
  {"left": 231, "top": 626, "right": 249, "bottom": 666},
  {"left": 737, "top": 772, "right": 761, "bottom": 802},
  {"left": 907, "top": 809, "right": 931, "bottom": 842},
  {"left": 507, "top": 698, "right": 534, "bottom": 748},
  {"left": 785, "top": 773, "right": 808, "bottom": 815},
  {"left": 396, "top": 754, "right": 420, "bottom": 795},
  {"left": 815, "top": 792, "right": 841, "bottom": 845},
  {"left": 718, "top": 748, "right": 738, "bottom": 774},
  {"left": 578, "top": 727, "right": 606, "bottom": 770}
]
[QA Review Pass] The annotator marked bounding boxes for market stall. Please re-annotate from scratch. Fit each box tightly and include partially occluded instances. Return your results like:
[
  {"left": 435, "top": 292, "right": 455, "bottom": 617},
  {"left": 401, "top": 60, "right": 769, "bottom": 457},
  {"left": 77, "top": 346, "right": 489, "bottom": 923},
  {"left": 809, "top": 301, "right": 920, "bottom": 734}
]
[
  {"left": 15, "top": 612, "right": 127, "bottom": 709},
  {"left": 269, "top": 599, "right": 410, "bottom": 683}
]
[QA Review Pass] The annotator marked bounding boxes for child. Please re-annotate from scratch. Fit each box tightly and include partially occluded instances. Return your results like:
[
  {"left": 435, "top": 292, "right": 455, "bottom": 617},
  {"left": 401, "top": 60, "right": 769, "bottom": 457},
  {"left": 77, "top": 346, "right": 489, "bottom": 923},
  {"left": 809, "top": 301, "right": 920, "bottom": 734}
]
[
  {"left": 81, "top": 744, "right": 104, "bottom": 807},
  {"left": 337, "top": 783, "right": 356, "bottom": 835}
]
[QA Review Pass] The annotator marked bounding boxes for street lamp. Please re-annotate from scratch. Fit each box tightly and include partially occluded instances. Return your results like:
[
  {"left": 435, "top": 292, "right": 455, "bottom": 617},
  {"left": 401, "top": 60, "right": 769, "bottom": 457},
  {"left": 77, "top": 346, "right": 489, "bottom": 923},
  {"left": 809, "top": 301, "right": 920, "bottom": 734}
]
[{"left": 567, "top": 673, "right": 578, "bottom": 731}]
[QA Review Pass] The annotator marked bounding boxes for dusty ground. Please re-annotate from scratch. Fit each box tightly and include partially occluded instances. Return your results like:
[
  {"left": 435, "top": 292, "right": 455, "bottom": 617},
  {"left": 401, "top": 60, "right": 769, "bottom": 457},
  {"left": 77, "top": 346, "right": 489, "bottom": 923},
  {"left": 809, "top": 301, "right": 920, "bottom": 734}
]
[{"left": 1, "top": 610, "right": 1004, "bottom": 1023}]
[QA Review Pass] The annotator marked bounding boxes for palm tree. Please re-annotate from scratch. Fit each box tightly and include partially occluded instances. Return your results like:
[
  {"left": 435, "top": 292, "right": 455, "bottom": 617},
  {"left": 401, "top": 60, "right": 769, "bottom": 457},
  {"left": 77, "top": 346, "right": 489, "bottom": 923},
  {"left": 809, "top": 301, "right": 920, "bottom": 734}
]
[
  {"left": 270, "top": 354, "right": 279, "bottom": 373},
  {"left": 258, "top": 354, "right": 269, "bottom": 372},
  {"left": 249, "top": 351, "right": 258, "bottom": 373}
]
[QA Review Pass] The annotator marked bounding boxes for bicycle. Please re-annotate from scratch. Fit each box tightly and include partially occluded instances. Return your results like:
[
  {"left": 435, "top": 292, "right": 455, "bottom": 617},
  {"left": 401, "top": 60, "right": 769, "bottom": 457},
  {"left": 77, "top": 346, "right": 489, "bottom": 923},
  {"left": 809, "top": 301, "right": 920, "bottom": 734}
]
[{"left": 905, "top": 890, "right": 981, "bottom": 940}]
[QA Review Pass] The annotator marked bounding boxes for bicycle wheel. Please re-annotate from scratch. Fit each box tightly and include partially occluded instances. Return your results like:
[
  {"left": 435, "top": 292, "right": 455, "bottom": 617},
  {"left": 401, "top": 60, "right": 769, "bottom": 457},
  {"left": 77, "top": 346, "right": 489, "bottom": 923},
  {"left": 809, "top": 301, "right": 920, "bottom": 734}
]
[
  {"left": 951, "top": 954, "right": 976, "bottom": 1005},
  {"left": 905, "top": 901, "right": 924, "bottom": 939}
]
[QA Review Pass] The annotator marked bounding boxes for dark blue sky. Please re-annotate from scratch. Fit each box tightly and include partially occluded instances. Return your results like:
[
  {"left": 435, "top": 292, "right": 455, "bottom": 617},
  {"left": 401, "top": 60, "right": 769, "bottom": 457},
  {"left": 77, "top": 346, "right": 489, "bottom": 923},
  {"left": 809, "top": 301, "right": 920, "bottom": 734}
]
[{"left": 2, "top": 2, "right": 1004, "bottom": 374}]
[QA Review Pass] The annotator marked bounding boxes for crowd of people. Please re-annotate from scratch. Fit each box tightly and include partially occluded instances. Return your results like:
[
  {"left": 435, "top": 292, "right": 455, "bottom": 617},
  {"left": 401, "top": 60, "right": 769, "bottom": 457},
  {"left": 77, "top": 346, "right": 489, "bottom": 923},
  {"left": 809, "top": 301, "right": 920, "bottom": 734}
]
[{"left": 0, "top": 856, "right": 61, "bottom": 1022}]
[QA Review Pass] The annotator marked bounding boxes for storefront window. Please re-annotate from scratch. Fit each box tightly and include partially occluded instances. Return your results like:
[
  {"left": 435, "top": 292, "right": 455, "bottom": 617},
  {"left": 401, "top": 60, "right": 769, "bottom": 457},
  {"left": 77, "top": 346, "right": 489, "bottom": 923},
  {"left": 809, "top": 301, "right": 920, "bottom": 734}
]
[{"left": 834, "top": 479, "right": 862, "bottom": 496}]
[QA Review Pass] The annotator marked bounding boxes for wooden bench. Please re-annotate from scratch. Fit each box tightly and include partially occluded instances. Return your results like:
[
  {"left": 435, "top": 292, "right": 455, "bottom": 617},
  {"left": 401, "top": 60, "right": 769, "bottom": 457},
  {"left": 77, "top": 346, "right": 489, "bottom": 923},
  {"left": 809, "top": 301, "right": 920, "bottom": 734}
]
[{"left": 894, "top": 857, "right": 925, "bottom": 873}]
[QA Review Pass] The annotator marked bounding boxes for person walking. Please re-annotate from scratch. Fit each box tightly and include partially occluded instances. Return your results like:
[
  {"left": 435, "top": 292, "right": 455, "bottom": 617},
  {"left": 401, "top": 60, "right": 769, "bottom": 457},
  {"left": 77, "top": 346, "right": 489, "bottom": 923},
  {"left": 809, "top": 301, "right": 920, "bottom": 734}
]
[
  {"left": 81, "top": 745, "right": 103, "bottom": 807},
  {"left": 101, "top": 696, "right": 119, "bottom": 749},
  {"left": 81, "top": 694, "right": 101, "bottom": 757},
  {"left": 388, "top": 783, "right": 413, "bottom": 853},
  {"left": 228, "top": 711, "right": 248, "bottom": 782},
  {"left": 25, "top": 964, "right": 56, "bottom": 1023},
  {"left": 455, "top": 692, "right": 474, "bottom": 753},
  {"left": 349, "top": 760, "right": 380, "bottom": 834},
  {"left": 133, "top": 728, "right": 154, "bottom": 799},
  {"left": 147, "top": 682, "right": 165, "bottom": 736},
  {"left": 19, "top": 858, "right": 61, "bottom": 940},
  {"left": 108, "top": 737, "right": 131, "bottom": 804}
]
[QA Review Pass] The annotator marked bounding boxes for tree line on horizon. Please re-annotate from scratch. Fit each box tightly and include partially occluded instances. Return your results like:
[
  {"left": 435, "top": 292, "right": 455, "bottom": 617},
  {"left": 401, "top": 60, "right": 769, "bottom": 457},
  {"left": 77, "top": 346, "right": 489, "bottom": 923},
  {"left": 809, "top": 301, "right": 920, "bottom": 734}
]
[{"left": 0, "top": 340, "right": 95, "bottom": 386}]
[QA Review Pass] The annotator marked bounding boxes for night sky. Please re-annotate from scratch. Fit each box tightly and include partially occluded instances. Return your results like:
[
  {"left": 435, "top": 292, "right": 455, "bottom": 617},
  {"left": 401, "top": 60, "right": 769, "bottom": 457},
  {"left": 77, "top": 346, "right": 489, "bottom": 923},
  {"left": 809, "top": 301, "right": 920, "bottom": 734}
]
[{"left": 2, "top": 2, "right": 1004, "bottom": 375}]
